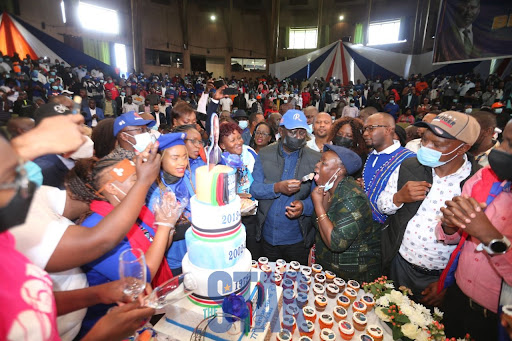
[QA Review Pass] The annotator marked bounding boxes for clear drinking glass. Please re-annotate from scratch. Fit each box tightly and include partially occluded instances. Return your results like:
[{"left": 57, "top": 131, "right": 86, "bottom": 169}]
[
  {"left": 145, "top": 272, "right": 197, "bottom": 309},
  {"left": 119, "top": 248, "right": 147, "bottom": 300}
]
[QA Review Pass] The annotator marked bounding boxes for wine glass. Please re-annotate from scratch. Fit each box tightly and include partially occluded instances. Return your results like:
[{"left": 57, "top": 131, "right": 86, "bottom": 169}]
[
  {"left": 145, "top": 272, "right": 197, "bottom": 309},
  {"left": 119, "top": 248, "right": 147, "bottom": 300}
]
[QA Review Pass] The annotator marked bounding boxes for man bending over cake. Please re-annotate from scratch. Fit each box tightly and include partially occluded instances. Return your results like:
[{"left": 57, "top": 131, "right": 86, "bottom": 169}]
[{"left": 250, "top": 110, "right": 320, "bottom": 264}]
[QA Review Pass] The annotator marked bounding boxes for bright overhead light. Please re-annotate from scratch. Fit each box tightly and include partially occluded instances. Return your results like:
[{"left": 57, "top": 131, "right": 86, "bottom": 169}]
[
  {"left": 339, "top": 15, "right": 344, "bottom": 21},
  {"left": 210, "top": 14, "right": 216, "bottom": 21}
]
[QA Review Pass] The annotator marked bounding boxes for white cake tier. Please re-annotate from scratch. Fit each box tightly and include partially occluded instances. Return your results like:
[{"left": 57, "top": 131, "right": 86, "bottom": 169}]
[
  {"left": 190, "top": 195, "right": 241, "bottom": 231},
  {"left": 185, "top": 222, "right": 247, "bottom": 270},
  {"left": 182, "top": 248, "right": 253, "bottom": 302}
]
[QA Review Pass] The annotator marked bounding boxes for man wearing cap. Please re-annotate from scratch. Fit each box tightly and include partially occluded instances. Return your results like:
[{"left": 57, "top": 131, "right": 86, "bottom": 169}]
[
  {"left": 108, "top": 111, "right": 156, "bottom": 160},
  {"left": 232, "top": 109, "right": 250, "bottom": 142},
  {"left": 251, "top": 95, "right": 263, "bottom": 114},
  {"left": 378, "top": 111, "right": 481, "bottom": 306},
  {"left": 250, "top": 109, "right": 320, "bottom": 264}
]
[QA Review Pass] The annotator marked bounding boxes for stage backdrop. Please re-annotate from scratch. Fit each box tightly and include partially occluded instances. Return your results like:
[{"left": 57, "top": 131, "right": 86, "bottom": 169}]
[{"left": 433, "top": 0, "right": 512, "bottom": 64}]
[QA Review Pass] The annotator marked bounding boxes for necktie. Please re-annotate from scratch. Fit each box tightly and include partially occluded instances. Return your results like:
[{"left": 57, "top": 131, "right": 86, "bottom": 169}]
[{"left": 463, "top": 29, "right": 472, "bottom": 56}]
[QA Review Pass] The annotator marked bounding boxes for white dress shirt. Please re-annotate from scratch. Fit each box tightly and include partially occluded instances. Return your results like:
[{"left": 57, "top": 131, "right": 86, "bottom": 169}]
[
  {"left": 458, "top": 25, "right": 474, "bottom": 46},
  {"left": 377, "top": 155, "right": 472, "bottom": 270}
]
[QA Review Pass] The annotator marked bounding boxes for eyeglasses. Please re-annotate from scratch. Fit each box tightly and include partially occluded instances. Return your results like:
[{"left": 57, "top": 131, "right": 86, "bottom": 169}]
[
  {"left": 255, "top": 131, "right": 271, "bottom": 137},
  {"left": 286, "top": 128, "right": 307, "bottom": 138},
  {"left": 185, "top": 139, "right": 205, "bottom": 147},
  {"left": 363, "top": 125, "right": 389, "bottom": 132},
  {"left": 124, "top": 127, "right": 150, "bottom": 134}
]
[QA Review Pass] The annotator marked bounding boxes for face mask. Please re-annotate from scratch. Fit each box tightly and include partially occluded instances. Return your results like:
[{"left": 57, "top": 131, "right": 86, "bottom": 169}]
[
  {"left": 321, "top": 168, "right": 341, "bottom": 192},
  {"left": 123, "top": 131, "right": 152, "bottom": 152},
  {"left": 70, "top": 136, "right": 94, "bottom": 160},
  {"left": 417, "top": 143, "right": 465, "bottom": 168},
  {"left": 0, "top": 181, "right": 36, "bottom": 230},
  {"left": 121, "top": 92, "right": 126, "bottom": 96},
  {"left": 453, "top": 99, "right": 458, "bottom": 103},
  {"left": 465, "top": 108, "right": 472, "bottom": 114},
  {"left": 49, "top": 78, "right": 55, "bottom": 82},
  {"left": 389, "top": 100, "right": 395, "bottom": 104},
  {"left": 108, "top": 80, "right": 112, "bottom": 83},
  {"left": 495, "top": 108, "right": 503, "bottom": 114},
  {"left": 32, "top": 77, "right": 38, "bottom": 81},
  {"left": 283, "top": 135, "right": 305, "bottom": 152},
  {"left": 52, "top": 86, "right": 58, "bottom": 90},
  {"left": 465, "top": 80, "right": 470, "bottom": 84},
  {"left": 50, "top": 72, "right": 56, "bottom": 76},
  {"left": 162, "top": 171, "right": 181, "bottom": 184},
  {"left": 308, "top": 124, "right": 313, "bottom": 131},
  {"left": 333, "top": 136, "right": 353, "bottom": 148},
  {"left": 488, "top": 149, "right": 512, "bottom": 181},
  {"left": 238, "top": 120, "right": 249, "bottom": 130},
  {"left": 349, "top": 103, "right": 355, "bottom": 107},
  {"left": 127, "top": 83, "right": 132, "bottom": 86},
  {"left": 23, "top": 161, "right": 43, "bottom": 188}
]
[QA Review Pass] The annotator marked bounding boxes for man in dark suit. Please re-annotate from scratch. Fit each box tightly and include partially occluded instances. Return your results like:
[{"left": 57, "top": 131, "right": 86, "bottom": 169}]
[
  {"left": 434, "top": 0, "right": 481, "bottom": 62},
  {"left": 82, "top": 98, "right": 104, "bottom": 127},
  {"left": 401, "top": 88, "right": 419, "bottom": 112}
]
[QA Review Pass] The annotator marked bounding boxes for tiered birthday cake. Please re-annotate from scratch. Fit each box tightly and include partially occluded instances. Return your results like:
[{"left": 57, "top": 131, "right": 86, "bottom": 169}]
[{"left": 182, "top": 164, "right": 253, "bottom": 307}]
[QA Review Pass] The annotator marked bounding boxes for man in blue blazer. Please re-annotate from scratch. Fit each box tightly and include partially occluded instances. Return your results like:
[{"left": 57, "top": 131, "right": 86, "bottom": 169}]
[{"left": 82, "top": 98, "right": 104, "bottom": 127}]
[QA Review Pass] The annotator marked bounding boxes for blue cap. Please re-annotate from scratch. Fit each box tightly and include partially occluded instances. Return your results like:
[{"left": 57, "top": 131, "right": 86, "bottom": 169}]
[
  {"left": 113, "top": 111, "right": 156, "bottom": 136},
  {"left": 157, "top": 132, "right": 186, "bottom": 151},
  {"left": 323, "top": 144, "right": 362, "bottom": 175},
  {"left": 280, "top": 109, "right": 311, "bottom": 133}
]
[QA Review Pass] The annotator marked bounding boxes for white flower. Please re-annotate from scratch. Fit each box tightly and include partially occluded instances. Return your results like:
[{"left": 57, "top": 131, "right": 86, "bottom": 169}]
[
  {"left": 376, "top": 295, "right": 390, "bottom": 307},
  {"left": 375, "top": 307, "right": 391, "bottom": 322},
  {"left": 416, "top": 330, "right": 430, "bottom": 341},
  {"left": 385, "top": 283, "right": 395, "bottom": 289},
  {"left": 408, "top": 310, "right": 429, "bottom": 328},
  {"left": 434, "top": 307, "right": 444, "bottom": 319},
  {"left": 401, "top": 323, "right": 421, "bottom": 339},
  {"left": 390, "top": 290, "right": 404, "bottom": 305},
  {"left": 400, "top": 304, "right": 415, "bottom": 317}
]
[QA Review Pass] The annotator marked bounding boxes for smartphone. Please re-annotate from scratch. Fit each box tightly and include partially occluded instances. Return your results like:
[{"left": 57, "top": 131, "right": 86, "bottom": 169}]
[{"left": 213, "top": 79, "right": 225, "bottom": 89}]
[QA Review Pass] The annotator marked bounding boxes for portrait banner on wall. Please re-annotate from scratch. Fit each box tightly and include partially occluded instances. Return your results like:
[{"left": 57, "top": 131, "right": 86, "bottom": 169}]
[{"left": 433, "top": 0, "right": 512, "bottom": 64}]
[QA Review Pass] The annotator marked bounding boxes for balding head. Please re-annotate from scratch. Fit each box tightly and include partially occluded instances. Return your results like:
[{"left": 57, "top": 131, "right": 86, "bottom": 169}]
[
  {"left": 7, "top": 117, "right": 35, "bottom": 138},
  {"left": 359, "top": 106, "right": 378, "bottom": 123},
  {"left": 363, "top": 113, "right": 396, "bottom": 151},
  {"left": 372, "top": 113, "right": 396, "bottom": 127}
]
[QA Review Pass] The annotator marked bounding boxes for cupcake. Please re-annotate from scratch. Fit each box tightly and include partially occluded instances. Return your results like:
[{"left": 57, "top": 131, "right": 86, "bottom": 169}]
[
  {"left": 296, "top": 292, "right": 308, "bottom": 308},
  {"left": 301, "top": 266, "right": 312, "bottom": 277},
  {"left": 313, "top": 283, "right": 326, "bottom": 296},
  {"left": 298, "top": 320, "right": 315, "bottom": 338},
  {"left": 333, "top": 277, "right": 346, "bottom": 291},
  {"left": 276, "top": 329, "right": 292, "bottom": 341},
  {"left": 290, "top": 260, "right": 301, "bottom": 271},
  {"left": 298, "top": 337, "right": 313, "bottom": 341},
  {"left": 336, "top": 295, "right": 350, "bottom": 308},
  {"left": 352, "top": 301, "right": 367, "bottom": 314},
  {"left": 302, "top": 306, "right": 317, "bottom": 322},
  {"left": 333, "top": 306, "right": 347, "bottom": 322},
  {"left": 319, "top": 313, "right": 334, "bottom": 329},
  {"left": 347, "top": 279, "right": 360, "bottom": 292},
  {"left": 320, "top": 328, "right": 337, "bottom": 341},
  {"left": 298, "top": 274, "right": 311, "bottom": 286},
  {"left": 314, "top": 295, "right": 328, "bottom": 312},
  {"left": 326, "top": 283, "right": 340, "bottom": 299},
  {"left": 359, "top": 335, "right": 374, "bottom": 341},
  {"left": 272, "top": 273, "right": 283, "bottom": 286},
  {"left": 280, "top": 315, "right": 296, "bottom": 333},
  {"left": 251, "top": 260, "right": 258, "bottom": 268},
  {"left": 360, "top": 295, "right": 375, "bottom": 311},
  {"left": 366, "top": 325, "right": 383, "bottom": 341},
  {"left": 258, "top": 256, "right": 268, "bottom": 268},
  {"left": 312, "top": 263, "right": 323, "bottom": 273},
  {"left": 338, "top": 321, "right": 355, "bottom": 340},
  {"left": 344, "top": 288, "right": 357, "bottom": 302},
  {"left": 352, "top": 312, "right": 367, "bottom": 332},
  {"left": 297, "top": 283, "right": 309, "bottom": 294},
  {"left": 276, "top": 259, "right": 287, "bottom": 273},
  {"left": 282, "top": 278, "right": 294, "bottom": 291},
  {"left": 286, "top": 270, "right": 297, "bottom": 281},
  {"left": 285, "top": 303, "right": 300, "bottom": 317},
  {"left": 283, "top": 288, "right": 296, "bottom": 305},
  {"left": 261, "top": 264, "right": 272, "bottom": 275},
  {"left": 325, "top": 270, "right": 336, "bottom": 283},
  {"left": 314, "top": 273, "right": 326, "bottom": 285}
]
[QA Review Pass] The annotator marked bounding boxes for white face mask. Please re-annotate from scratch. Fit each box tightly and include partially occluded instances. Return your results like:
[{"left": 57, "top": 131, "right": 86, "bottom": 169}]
[
  {"left": 238, "top": 120, "right": 249, "bottom": 130},
  {"left": 70, "top": 136, "right": 94, "bottom": 160},
  {"left": 122, "top": 131, "right": 153, "bottom": 152},
  {"left": 465, "top": 108, "right": 472, "bottom": 114},
  {"left": 320, "top": 168, "right": 341, "bottom": 192}
]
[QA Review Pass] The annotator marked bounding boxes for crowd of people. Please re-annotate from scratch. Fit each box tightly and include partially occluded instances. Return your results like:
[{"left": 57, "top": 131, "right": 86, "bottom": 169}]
[{"left": 1, "top": 51, "right": 512, "bottom": 341}]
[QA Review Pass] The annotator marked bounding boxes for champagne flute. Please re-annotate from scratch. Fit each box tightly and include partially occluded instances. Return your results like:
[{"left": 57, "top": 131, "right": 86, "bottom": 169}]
[
  {"left": 119, "top": 248, "right": 147, "bottom": 300},
  {"left": 145, "top": 272, "right": 197, "bottom": 309}
]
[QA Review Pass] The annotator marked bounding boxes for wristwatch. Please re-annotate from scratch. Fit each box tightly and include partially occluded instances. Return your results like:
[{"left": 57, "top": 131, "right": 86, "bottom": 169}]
[{"left": 480, "top": 236, "right": 512, "bottom": 255}]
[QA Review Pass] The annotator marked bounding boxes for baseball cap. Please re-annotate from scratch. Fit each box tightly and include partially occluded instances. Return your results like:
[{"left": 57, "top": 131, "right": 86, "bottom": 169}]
[
  {"left": 491, "top": 102, "right": 504, "bottom": 109},
  {"left": 323, "top": 144, "right": 362, "bottom": 175},
  {"left": 113, "top": 111, "right": 156, "bottom": 136},
  {"left": 34, "top": 103, "right": 71, "bottom": 125},
  {"left": 280, "top": 109, "right": 311, "bottom": 133},
  {"left": 414, "top": 110, "right": 480, "bottom": 145},
  {"left": 157, "top": 132, "right": 186, "bottom": 151}
]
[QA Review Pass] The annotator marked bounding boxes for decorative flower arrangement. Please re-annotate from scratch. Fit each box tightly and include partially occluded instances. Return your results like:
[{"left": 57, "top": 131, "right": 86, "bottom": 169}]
[
  {"left": 365, "top": 278, "right": 446, "bottom": 341},
  {"left": 445, "top": 334, "right": 473, "bottom": 341}
]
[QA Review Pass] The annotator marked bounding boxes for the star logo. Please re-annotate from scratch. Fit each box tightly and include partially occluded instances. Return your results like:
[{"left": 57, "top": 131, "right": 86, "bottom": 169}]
[{"left": 223, "top": 283, "right": 231, "bottom": 293}]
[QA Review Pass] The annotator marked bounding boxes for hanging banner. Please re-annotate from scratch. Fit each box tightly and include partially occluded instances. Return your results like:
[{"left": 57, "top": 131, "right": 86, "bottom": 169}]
[{"left": 433, "top": 0, "right": 512, "bottom": 64}]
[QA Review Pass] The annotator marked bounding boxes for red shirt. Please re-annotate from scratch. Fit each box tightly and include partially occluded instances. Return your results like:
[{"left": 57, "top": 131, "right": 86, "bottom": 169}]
[
  {"left": 302, "top": 92, "right": 311, "bottom": 107},
  {"left": 104, "top": 82, "right": 119, "bottom": 99}
]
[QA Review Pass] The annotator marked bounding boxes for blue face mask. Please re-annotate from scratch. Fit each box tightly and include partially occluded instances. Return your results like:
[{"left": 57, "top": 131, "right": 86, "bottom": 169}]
[
  {"left": 52, "top": 86, "right": 59, "bottom": 90},
  {"left": 321, "top": 168, "right": 341, "bottom": 192},
  {"left": 417, "top": 142, "right": 465, "bottom": 168},
  {"left": 23, "top": 161, "right": 43, "bottom": 188}
]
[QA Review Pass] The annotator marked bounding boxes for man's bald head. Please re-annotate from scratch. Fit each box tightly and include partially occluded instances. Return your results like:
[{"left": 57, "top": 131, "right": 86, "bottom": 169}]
[
  {"left": 313, "top": 112, "right": 332, "bottom": 123},
  {"left": 363, "top": 113, "right": 396, "bottom": 151},
  {"left": 372, "top": 113, "right": 396, "bottom": 127},
  {"left": 7, "top": 117, "right": 35, "bottom": 138}
]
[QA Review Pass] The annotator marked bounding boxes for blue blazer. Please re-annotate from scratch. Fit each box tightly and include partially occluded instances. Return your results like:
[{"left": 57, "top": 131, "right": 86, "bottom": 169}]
[
  {"left": 82, "top": 107, "right": 104, "bottom": 127},
  {"left": 33, "top": 154, "right": 70, "bottom": 189}
]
